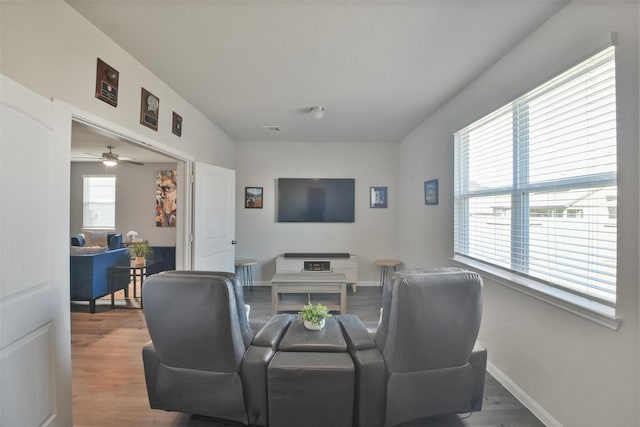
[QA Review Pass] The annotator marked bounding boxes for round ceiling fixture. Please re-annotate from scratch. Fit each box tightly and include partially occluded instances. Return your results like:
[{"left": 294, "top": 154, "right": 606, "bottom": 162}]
[{"left": 309, "top": 106, "right": 325, "bottom": 119}]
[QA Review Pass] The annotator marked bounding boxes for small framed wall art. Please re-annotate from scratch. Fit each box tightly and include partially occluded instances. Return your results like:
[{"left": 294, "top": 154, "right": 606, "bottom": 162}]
[
  {"left": 245, "top": 187, "right": 263, "bottom": 208},
  {"left": 370, "top": 186, "right": 388, "bottom": 208},
  {"left": 95, "top": 58, "right": 119, "bottom": 107},
  {"left": 140, "top": 87, "right": 160, "bottom": 131},
  {"left": 424, "top": 179, "right": 439, "bottom": 205},
  {"left": 172, "top": 111, "right": 182, "bottom": 137}
]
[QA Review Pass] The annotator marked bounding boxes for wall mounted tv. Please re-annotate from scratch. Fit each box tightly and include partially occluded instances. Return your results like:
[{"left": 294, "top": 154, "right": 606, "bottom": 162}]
[{"left": 277, "top": 178, "right": 355, "bottom": 223}]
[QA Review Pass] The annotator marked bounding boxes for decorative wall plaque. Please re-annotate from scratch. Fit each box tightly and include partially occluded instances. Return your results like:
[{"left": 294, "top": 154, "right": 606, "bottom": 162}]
[
  {"left": 172, "top": 112, "right": 182, "bottom": 137},
  {"left": 140, "top": 87, "right": 159, "bottom": 131},
  {"left": 95, "top": 58, "right": 119, "bottom": 107}
]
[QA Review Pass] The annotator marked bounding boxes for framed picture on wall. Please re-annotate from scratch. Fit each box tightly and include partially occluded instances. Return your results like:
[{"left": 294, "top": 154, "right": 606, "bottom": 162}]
[
  {"left": 370, "top": 186, "right": 388, "bottom": 208},
  {"left": 172, "top": 111, "right": 182, "bottom": 137},
  {"left": 156, "top": 170, "right": 177, "bottom": 227},
  {"left": 424, "top": 179, "right": 438, "bottom": 205},
  {"left": 245, "top": 187, "right": 263, "bottom": 208}
]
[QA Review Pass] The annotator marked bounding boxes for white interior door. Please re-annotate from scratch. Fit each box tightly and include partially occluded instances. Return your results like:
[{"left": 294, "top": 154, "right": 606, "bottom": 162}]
[
  {"left": 193, "top": 161, "right": 236, "bottom": 271},
  {"left": 0, "top": 76, "right": 72, "bottom": 426}
]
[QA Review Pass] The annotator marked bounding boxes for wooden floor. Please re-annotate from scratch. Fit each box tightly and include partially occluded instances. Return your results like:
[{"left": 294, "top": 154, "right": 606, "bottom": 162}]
[{"left": 71, "top": 285, "right": 544, "bottom": 427}]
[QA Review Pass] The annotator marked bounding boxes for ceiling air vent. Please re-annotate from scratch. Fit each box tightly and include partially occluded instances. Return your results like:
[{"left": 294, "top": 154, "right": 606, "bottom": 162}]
[{"left": 261, "top": 125, "right": 281, "bottom": 132}]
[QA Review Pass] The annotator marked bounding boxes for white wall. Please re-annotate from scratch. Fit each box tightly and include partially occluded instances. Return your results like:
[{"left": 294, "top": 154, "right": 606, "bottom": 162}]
[
  {"left": 398, "top": 2, "right": 639, "bottom": 426},
  {"left": 0, "top": 0, "right": 235, "bottom": 169},
  {"left": 70, "top": 162, "right": 178, "bottom": 246},
  {"left": 235, "top": 141, "right": 398, "bottom": 284},
  {"left": 4, "top": 0, "right": 639, "bottom": 424}
]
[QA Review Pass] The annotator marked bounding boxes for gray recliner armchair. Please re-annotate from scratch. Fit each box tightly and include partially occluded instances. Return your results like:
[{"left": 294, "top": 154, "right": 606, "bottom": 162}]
[
  {"left": 141, "top": 272, "right": 291, "bottom": 426},
  {"left": 339, "top": 268, "right": 487, "bottom": 427},
  {"left": 376, "top": 268, "right": 487, "bottom": 426}
]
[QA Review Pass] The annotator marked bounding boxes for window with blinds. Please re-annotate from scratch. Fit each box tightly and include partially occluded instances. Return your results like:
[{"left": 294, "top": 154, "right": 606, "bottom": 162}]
[
  {"left": 454, "top": 46, "right": 617, "bottom": 309},
  {"left": 83, "top": 175, "right": 116, "bottom": 229}
]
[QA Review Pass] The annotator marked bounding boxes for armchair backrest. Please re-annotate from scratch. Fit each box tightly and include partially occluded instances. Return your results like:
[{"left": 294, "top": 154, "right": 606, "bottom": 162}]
[
  {"left": 375, "top": 269, "right": 483, "bottom": 373},
  {"left": 160, "top": 270, "right": 254, "bottom": 347},
  {"left": 142, "top": 274, "right": 246, "bottom": 373}
]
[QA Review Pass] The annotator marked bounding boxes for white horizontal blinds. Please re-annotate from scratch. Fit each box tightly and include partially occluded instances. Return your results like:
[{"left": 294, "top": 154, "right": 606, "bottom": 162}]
[
  {"left": 454, "top": 46, "right": 617, "bottom": 306},
  {"left": 454, "top": 107, "right": 513, "bottom": 267},
  {"left": 83, "top": 176, "right": 116, "bottom": 229},
  {"left": 526, "top": 47, "right": 617, "bottom": 185}
]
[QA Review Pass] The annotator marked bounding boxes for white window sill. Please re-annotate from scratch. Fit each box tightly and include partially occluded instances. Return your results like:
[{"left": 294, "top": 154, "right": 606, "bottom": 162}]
[
  {"left": 451, "top": 255, "right": 621, "bottom": 331},
  {"left": 82, "top": 227, "right": 116, "bottom": 231}
]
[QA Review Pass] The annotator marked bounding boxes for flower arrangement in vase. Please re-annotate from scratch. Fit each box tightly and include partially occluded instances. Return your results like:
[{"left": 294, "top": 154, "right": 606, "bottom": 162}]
[{"left": 126, "top": 230, "right": 138, "bottom": 242}]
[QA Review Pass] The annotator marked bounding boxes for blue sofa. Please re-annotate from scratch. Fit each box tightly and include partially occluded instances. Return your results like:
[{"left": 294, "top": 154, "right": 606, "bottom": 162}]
[
  {"left": 146, "top": 245, "right": 177, "bottom": 276},
  {"left": 70, "top": 233, "right": 130, "bottom": 313}
]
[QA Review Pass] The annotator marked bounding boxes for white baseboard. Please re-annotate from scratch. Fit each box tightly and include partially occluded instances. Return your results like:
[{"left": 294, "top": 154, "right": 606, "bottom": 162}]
[
  {"left": 354, "top": 281, "right": 380, "bottom": 287},
  {"left": 487, "top": 361, "right": 563, "bottom": 427}
]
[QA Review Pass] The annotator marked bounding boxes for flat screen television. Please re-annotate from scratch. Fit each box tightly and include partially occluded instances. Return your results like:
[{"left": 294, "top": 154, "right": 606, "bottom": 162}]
[{"left": 277, "top": 178, "right": 355, "bottom": 223}]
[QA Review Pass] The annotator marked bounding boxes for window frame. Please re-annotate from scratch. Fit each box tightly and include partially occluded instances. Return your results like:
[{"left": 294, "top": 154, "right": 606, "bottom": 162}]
[
  {"left": 82, "top": 175, "right": 117, "bottom": 230},
  {"left": 452, "top": 46, "right": 619, "bottom": 329}
]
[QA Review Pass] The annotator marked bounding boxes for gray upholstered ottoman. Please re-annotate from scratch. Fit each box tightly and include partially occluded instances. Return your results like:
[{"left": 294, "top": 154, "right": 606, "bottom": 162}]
[{"left": 267, "top": 317, "right": 355, "bottom": 427}]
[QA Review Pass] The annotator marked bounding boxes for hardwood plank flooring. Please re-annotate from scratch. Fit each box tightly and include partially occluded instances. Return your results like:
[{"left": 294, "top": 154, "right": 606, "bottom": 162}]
[{"left": 71, "top": 286, "right": 544, "bottom": 427}]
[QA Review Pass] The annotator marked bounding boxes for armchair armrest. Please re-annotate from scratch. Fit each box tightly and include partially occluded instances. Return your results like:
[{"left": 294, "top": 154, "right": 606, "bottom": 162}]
[
  {"left": 241, "top": 345, "right": 275, "bottom": 426},
  {"left": 337, "top": 313, "right": 376, "bottom": 350},
  {"left": 241, "top": 314, "right": 293, "bottom": 427},
  {"left": 252, "top": 314, "right": 294, "bottom": 348},
  {"left": 468, "top": 341, "right": 488, "bottom": 412},
  {"left": 142, "top": 342, "right": 162, "bottom": 409},
  {"left": 336, "top": 314, "right": 386, "bottom": 427}
]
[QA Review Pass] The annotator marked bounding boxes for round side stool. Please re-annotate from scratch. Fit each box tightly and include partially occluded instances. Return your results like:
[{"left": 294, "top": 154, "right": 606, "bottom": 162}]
[
  {"left": 235, "top": 259, "right": 257, "bottom": 290},
  {"left": 375, "top": 259, "right": 401, "bottom": 290}
]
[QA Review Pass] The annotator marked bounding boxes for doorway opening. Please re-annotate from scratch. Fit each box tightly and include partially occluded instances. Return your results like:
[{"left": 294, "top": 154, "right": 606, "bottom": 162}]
[{"left": 70, "top": 118, "right": 192, "bottom": 308}]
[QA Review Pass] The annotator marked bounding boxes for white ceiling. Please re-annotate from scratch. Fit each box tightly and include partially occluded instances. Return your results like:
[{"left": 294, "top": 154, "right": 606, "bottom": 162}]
[
  {"left": 67, "top": 0, "right": 567, "bottom": 148},
  {"left": 71, "top": 121, "right": 175, "bottom": 164}
]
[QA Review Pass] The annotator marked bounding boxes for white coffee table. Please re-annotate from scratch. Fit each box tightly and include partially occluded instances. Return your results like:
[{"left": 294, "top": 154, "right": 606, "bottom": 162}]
[{"left": 271, "top": 272, "right": 347, "bottom": 314}]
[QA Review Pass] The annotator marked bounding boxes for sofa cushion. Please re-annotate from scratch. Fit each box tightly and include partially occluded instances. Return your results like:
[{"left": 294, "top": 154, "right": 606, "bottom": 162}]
[
  {"left": 70, "top": 246, "right": 107, "bottom": 255},
  {"left": 71, "top": 234, "right": 85, "bottom": 247},
  {"left": 83, "top": 231, "right": 108, "bottom": 247}
]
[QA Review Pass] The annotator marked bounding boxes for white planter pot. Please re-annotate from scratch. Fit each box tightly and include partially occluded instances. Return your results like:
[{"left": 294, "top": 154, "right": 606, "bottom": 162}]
[{"left": 304, "top": 319, "right": 325, "bottom": 331}]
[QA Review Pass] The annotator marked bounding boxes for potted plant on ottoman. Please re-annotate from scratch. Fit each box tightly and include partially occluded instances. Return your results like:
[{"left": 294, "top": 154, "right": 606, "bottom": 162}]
[
  {"left": 299, "top": 303, "right": 332, "bottom": 331},
  {"left": 127, "top": 242, "right": 153, "bottom": 266}
]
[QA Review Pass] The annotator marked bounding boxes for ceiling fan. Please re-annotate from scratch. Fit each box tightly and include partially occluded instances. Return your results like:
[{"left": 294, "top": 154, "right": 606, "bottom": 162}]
[{"left": 82, "top": 146, "right": 144, "bottom": 166}]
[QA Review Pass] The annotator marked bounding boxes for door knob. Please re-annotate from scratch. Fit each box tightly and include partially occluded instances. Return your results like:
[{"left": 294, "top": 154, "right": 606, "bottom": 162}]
[{"left": 231, "top": 240, "right": 238, "bottom": 245}]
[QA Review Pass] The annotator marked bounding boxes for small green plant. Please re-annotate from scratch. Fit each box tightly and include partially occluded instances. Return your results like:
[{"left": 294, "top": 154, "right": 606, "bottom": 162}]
[
  {"left": 299, "top": 303, "right": 332, "bottom": 326},
  {"left": 126, "top": 242, "right": 153, "bottom": 258}
]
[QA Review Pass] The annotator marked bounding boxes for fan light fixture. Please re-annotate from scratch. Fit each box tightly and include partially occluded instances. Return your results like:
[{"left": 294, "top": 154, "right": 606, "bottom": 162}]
[
  {"left": 309, "top": 106, "right": 325, "bottom": 119},
  {"left": 102, "top": 145, "right": 118, "bottom": 166}
]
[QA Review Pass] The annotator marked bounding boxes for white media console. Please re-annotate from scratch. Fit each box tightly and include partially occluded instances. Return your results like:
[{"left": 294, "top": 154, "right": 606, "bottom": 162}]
[{"left": 275, "top": 253, "right": 359, "bottom": 292}]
